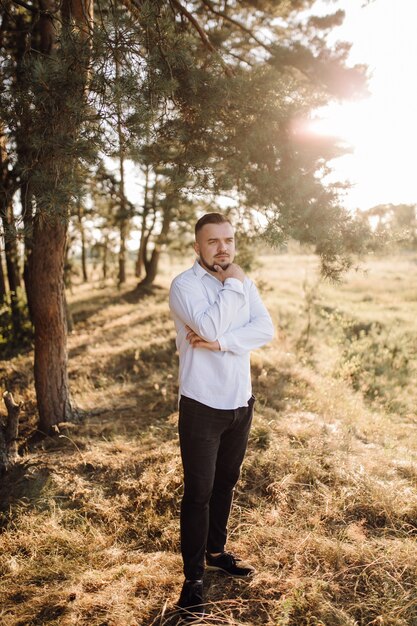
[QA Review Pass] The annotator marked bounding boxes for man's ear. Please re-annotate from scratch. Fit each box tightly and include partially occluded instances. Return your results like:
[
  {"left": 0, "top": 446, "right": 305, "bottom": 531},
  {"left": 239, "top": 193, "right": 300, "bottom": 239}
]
[{"left": 194, "top": 241, "right": 199, "bottom": 255}]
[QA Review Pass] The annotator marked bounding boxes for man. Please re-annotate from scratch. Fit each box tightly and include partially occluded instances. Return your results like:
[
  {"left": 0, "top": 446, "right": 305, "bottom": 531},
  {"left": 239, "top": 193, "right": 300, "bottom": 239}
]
[{"left": 169, "top": 213, "right": 274, "bottom": 622}]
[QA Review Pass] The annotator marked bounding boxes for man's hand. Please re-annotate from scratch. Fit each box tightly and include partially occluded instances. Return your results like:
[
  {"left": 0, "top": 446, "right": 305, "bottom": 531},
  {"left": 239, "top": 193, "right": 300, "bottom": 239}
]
[
  {"left": 213, "top": 262, "right": 245, "bottom": 284},
  {"left": 185, "top": 326, "right": 220, "bottom": 351}
]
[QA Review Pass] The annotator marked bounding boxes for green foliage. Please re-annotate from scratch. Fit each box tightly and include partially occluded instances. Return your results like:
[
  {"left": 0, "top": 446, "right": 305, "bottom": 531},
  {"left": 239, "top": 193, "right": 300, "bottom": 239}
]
[
  {"left": 318, "top": 311, "right": 413, "bottom": 414},
  {"left": 235, "top": 234, "right": 260, "bottom": 272},
  {"left": 334, "top": 322, "right": 412, "bottom": 413}
]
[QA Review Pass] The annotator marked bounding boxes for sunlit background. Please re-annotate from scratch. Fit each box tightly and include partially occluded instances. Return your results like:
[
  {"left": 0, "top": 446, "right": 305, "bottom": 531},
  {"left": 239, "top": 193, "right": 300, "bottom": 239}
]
[{"left": 311, "top": 0, "right": 417, "bottom": 211}]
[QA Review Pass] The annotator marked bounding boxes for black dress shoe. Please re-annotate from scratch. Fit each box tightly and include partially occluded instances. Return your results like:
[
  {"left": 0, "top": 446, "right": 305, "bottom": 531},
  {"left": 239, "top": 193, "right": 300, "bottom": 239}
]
[
  {"left": 206, "top": 551, "right": 255, "bottom": 577},
  {"left": 176, "top": 579, "right": 205, "bottom": 623}
]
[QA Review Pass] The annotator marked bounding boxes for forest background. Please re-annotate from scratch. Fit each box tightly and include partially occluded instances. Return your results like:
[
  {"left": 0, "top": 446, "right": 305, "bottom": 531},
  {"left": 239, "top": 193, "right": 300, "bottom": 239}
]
[{"left": 1, "top": 0, "right": 417, "bottom": 624}]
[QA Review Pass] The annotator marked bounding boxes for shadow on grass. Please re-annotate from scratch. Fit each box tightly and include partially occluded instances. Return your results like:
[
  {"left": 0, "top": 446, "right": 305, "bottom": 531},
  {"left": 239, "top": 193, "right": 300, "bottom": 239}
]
[
  {"left": 70, "top": 290, "right": 124, "bottom": 326},
  {"left": 0, "top": 461, "right": 51, "bottom": 521},
  {"left": 122, "top": 283, "right": 168, "bottom": 305},
  {"left": 70, "top": 282, "right": 168, "bottom": 325}
]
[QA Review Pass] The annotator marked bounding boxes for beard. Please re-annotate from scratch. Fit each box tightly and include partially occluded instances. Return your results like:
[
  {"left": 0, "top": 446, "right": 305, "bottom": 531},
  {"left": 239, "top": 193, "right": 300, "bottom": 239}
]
[{"left": 199, "top": 251, "right": 231, "bottom": 273}]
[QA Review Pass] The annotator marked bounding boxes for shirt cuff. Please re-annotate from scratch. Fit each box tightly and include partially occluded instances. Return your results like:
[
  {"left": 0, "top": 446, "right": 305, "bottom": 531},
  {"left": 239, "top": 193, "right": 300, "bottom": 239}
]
[
  {"left": 223, "top": 277, "right": 245, "bottom": 295},
  {"left": 218, "top": 335, "right": 227, "bottom": 351}
]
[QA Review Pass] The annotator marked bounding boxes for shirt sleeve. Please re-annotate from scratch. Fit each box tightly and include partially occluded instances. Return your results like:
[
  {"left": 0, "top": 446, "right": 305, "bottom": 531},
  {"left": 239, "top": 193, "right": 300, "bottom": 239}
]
[
  {"left": 218, "top": 280, "right": 274, "bottom": 355},
  {"left": 169, "top": 275, "right": 246, "bottom": 342}
]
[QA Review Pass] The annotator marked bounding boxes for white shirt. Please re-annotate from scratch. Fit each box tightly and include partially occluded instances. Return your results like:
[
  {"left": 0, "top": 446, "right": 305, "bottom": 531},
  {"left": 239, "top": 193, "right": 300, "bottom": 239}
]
[{"left": 169, "top": 260, "right": 274, "bottom": 410}]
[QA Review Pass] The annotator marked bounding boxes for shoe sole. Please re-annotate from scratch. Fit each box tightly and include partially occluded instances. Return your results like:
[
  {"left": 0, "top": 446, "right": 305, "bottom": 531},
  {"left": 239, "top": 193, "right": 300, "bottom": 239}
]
[{"left": 205, "top": 564, "right": 255, "bottom": 577}]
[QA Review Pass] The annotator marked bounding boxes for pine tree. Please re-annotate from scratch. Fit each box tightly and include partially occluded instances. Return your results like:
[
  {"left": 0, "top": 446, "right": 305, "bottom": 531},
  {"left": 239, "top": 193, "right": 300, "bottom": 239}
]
[{"left": 1, "top": 0, "right": 95, "bottom": 431}]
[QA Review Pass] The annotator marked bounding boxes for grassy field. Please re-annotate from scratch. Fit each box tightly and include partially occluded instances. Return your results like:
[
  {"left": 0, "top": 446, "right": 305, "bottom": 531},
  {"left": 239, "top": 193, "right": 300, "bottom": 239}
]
[{"left": 1, "top": 252, "right": 417, "bottom": 626}]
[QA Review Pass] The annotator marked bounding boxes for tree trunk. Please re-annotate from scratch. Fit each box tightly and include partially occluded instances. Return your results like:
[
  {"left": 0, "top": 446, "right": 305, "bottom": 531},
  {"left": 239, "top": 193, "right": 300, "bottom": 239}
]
[
  {"left": 118, "top": 220, "right": 127, "bottom": 286},
  {"left": 142, "top": 245, "right": 161, "bottom": 286},
  {"left": 29, "top": 217, "right": 73, "bottom": 433},
  {"left": 2, "top": 203, "right": 23, "bottom": 337},
  {"left": 25, "top": 0, "right": 93, "bottom": 432},
  {"left": 115, "top": 51, "right": 128, "bottom": 287},
  {"left": 141, "top": 204, "right": 172, "bottom": 286},
  {"left": 135, "top": 165, "right": 151, "bottom": 279},
  {"left": 0, "top": 247, "right": 6, "bottom": 306},
  {"left": 77, "top": 202, "right": 88, "bottom": 282},
  {"left": 0, "top": 391, "right": 20, "bottom": 473},
  {"left": 102, "top": 235, "right": 109, "bottom": 281},
  {"left": 139, "top": 207, "right": 157, "bottom": 280},
  {"left": 1, "top": 124, "right": 22, "bottom": 332},
  {"left": 63, "top": 236, "right": 74, "bottom": 333},
  {"left": 137, "top": 176, "right": 158, "bottom": 285},
  {"left": 65, "top": 291, "right": 74, "bottom": 334},
  {"left": 21, "top": 180, "right": 35, "bottom": 324},
  {"left": 135, "top": 222, "right": 145, "bottom": 279},
  {"left": 3, "top": 205, "right": 21, "bottom": 291}
]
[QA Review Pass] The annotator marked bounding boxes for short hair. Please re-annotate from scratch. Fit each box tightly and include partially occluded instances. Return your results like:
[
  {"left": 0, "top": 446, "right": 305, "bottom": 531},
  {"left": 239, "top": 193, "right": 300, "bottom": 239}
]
[{"left": 195, "top": 213, "right": 233, "bottom": 237}]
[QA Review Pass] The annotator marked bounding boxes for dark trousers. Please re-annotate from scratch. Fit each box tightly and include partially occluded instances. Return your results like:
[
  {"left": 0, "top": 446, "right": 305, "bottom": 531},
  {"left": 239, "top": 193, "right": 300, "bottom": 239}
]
[{"left": 178, "top": 394, "right": 254, "bottom": 580}]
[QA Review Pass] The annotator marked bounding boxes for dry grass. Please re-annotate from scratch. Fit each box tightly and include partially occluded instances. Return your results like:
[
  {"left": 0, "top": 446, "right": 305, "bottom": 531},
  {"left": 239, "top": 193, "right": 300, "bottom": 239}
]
[{"left": 1, "top": 252, "right": 417, "bottom": 625}]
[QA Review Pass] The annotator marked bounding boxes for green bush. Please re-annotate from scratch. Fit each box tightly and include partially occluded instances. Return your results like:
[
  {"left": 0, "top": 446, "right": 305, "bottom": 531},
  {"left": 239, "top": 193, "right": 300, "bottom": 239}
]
[{"left": 334, "top": 321, "right": 412, "bottom": 413}]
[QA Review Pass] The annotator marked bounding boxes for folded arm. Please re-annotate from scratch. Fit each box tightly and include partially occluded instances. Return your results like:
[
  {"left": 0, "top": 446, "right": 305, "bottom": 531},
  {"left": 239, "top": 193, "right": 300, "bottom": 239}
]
[
  {"left": 169, "top": 276, "right": 245, "bottom": 342},
  {"left": 218, "top": 281, "right": 274, "bottom": 355}
]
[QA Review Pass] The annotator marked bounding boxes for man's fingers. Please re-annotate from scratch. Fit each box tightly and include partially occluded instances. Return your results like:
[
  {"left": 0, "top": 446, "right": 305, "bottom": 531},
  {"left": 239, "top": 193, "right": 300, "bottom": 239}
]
[
  {"left": 186, "top": 330, "right": 203, "bottom": 345},
  {"left": 185, "top": 326, "right": 216, "bottom": 349},
  {"left": 186, "top": 326, "right": 197, "bottom": 341}
]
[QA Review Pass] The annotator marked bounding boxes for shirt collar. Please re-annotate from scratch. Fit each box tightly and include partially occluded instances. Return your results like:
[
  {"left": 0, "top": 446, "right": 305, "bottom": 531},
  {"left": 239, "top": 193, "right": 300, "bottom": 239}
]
[
  {"left": 193, "top": 258, "right": 224, "bottom": 285},
  {"left": 193, "top": 259, "right": 209, "bottom": 280}
]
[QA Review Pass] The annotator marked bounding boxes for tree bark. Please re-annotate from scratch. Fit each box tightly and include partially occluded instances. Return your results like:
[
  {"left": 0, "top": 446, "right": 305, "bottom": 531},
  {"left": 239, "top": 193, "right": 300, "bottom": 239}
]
[
  {"left": 2, "top": 204, "right": 21, "bottom": 290},
  {"left": 30, "top": 217, "right": 73, "bottom": 433},
  {"left": 0, "top": 246, "right": 6, "bottom": 307},
  {"left": 1, "top": 203, "right": 23, "bottom": 337},
  {"left": 102, "top": 235, "right": 109, "bottom": 281},
  {"left": 63, "top": 235, "right": 74, "bottom": 332},
  {"left": 118, "top": 218, "right": 127, "bottom": 286},
  {"left": 141, "top": 203, "right": 172, "bottom": 286},
  {"left": 137, "top": 175, "right": 158, "bottom": 284},
  {"left": 142, "top": 244, "right": 160, "bottom": 286},
  {"left": 77, "top": 202, "right": 88, "bottom": 282},
  {"left": 1, "top": 126, "right": 21, "bottom": 330},
  {"left": 135, "top": 165, "right": 151, "bottom": 279},
  {"left": 21, "top": 180, "right": 35, "bottom": 324}
]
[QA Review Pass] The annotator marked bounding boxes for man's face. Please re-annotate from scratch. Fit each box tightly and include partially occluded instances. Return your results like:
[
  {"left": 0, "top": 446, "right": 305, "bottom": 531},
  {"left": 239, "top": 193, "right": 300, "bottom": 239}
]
[{"left": 194, "top": 222, "right": 236, "bottom": 272}]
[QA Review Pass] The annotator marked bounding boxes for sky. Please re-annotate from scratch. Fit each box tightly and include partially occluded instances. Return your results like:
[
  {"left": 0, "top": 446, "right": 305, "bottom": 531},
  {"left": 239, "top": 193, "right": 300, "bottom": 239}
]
[{"left": 310, "top": 0, "right": 417, "bottom": 211}]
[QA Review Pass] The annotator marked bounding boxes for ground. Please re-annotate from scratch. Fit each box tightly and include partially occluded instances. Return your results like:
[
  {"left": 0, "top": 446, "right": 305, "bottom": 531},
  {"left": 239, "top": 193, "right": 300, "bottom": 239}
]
[{"left": 0, "top": 252, "right": 417, "bottom": 625}]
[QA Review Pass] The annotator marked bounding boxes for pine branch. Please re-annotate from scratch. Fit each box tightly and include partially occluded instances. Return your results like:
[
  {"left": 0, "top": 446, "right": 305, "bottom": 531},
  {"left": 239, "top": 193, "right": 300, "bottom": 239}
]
[
  {"left": 225, "top": 49, "right": 254, "bottom": 67},
  {"left": 118, "top": 0, "right": 142, "bottom": 21},
  {"left": 200, "top": 0, "right": 272, "bottom": 54},
  {"left": 169, "top": 0, "right": 234, "bottom": 76},
  {"left": 11, "top": 0, "right": 38, "bottom": 12},
  {"left": 10, "top": 0, "right": 56, "bottom": 15}
]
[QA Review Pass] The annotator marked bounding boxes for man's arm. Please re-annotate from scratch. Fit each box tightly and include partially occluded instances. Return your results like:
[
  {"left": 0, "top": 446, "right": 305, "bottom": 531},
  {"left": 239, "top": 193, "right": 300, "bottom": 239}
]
[
  {"left": 169, "top": 270, "right": 246, "bottom": 342},
  {"left": 185, "top": 326, "right": 220, "bottom": 351},
  {"left": 185, "top": 281, "right": 274, "bottom": 355},
  {"left": 217, "top": 281, "right": 274, "bottom": 355}
]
